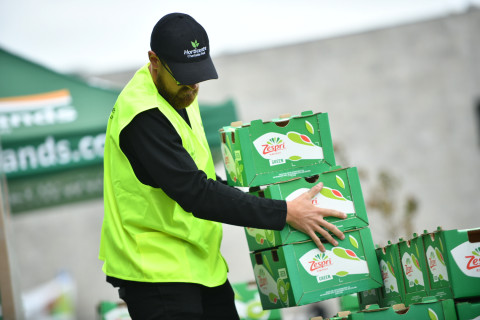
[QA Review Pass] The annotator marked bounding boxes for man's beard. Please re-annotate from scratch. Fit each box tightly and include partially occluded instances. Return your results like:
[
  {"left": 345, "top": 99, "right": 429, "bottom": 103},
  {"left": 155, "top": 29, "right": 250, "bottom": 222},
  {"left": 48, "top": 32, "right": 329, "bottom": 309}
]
[{"left": 156, "top": 76, "right": 199, "bottom": 110}]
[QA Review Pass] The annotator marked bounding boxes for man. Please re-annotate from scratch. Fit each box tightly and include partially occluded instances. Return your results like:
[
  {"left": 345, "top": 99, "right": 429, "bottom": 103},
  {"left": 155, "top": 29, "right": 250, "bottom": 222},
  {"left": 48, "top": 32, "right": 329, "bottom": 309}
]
[{"left": 99, "top": 12, "right": 346, "bottom": 320}]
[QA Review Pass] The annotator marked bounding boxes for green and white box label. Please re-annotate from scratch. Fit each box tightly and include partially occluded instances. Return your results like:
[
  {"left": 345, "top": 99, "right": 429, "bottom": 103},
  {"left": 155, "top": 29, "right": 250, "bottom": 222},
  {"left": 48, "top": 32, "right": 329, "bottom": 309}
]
[
  {"left": 380, "top": 259, "right": 398, "bottom": 294},
  {"left": 402, "top": 251, "right": 425, "bottom": 288},
  {"left": 299, "top": 244, "right": 369, "bottom": 282},
  {"left": 450, "top": 241, "right": 480, "bottom": 278},
  {"left": 286, "top": 182, "right": 355, "bottom": 214},
  {"left": 426, "top": 245, "right": 449, "bottom": 282},
  {"left": 254, "top": 264, "right": 291, "bottom": 307},
  {"left": 252, "top": 131, "right": 324, "bottom": 165}
]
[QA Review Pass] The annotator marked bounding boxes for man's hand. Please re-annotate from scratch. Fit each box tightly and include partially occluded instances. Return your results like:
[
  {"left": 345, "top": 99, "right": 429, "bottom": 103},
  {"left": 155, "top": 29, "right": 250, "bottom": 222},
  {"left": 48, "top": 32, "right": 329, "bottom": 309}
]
[{"left": 286, "top": 182, "right": 346, "bottom": 252}]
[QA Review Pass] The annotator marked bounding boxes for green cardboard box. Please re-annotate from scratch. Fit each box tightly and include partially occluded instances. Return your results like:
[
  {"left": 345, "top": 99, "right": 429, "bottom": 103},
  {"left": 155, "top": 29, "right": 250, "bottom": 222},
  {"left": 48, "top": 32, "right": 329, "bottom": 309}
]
[
  {"left": 357, "top": 288, "right": 381, "bottom": 311},
  {"left": 455, "top": 300, "right": 480, "bottom": 320},
  {"left": 97, "top": 301, "right": 131, "bottom": 320},
  {"left": 397, "top": 234, "right": 429, "bottom": 305},
  {"left": 350, "top": 298, "right": 458, "bottom": 320},
  {"left": 422, "top": 227, "right": 453, "bottom": 300},
  {"left": 232, "top": 281, "right": 282, "bottom": 320},
  {"left": 245, "top": 167, "right": 368, "bottom": 252},
  {"left": 340, "top": 293, "right": 361, "bottom": 313},
  {"left": 310, "top": 312, "right": 351, "bottom": 320},
  {"left": 422, "top": 227, "right": 480, "bottom": 300},
  {"left": 377, "top": 241, "right": 406, "bottom": 307},
  {"left": 219, "top": 111, "right": 336, "bottom": 187},
  {"left": 250, "top": 228, "right": 382, "bottom": 310}
]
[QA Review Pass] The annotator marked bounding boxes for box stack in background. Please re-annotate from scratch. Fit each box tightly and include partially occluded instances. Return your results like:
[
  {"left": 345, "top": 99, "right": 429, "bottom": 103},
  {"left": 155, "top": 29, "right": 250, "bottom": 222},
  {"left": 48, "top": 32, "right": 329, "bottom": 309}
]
[
  {"left": 219, "top": 111, "right": 383, "bottom": 311},
  {"left": 352, "top": 227, "right": 480, "bottom": 319}
]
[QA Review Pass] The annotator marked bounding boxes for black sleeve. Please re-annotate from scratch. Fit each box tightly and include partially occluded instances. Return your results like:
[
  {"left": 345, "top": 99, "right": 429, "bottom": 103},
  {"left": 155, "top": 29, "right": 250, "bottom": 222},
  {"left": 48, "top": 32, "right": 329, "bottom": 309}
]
[{"left": 119, "top": 108, "right": 287, "bottom": 230}]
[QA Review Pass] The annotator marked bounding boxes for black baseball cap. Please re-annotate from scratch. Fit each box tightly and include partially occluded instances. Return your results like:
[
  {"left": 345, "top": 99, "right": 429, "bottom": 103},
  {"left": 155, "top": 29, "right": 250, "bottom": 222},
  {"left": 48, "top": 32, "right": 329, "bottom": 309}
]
[{"left": 150, "top": 13, "right": 218, "bottom": 85}]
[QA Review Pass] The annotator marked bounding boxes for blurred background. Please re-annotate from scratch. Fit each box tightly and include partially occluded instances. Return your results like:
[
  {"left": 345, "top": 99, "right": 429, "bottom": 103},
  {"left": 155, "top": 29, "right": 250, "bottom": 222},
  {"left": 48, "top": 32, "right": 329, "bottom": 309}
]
[{"left": 1, "top": 1, "right": 480, "bottom": 319}]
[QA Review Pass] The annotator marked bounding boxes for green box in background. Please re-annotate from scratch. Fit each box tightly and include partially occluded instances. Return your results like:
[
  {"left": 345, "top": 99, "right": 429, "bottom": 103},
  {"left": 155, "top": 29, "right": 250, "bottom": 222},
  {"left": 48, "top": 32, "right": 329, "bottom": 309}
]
[
  {"left": 376, "top": 241, "right": 406, "bottom": 307},
  {"left": 339, "top": 293, "right": 361, "bottom": 313},
  {"left": 219, "top": 111, "right": 336, "bottom": 187},
  {"left": 245, "top": 167, "right": 368, "bottom": 252},
  {"left": 357, "top": 288, "right": 381, "bottom": 311},
  {"left": 397, "top": 234, "right": 429, "bottom": 305},
  {"left": 422, "top": 227, "right": 453, "bottom": 300},
  {"left": 97, "top": 301, "right": 130, "bottom": 320},
  {"left": 350, "top": 297, "right": 458, "bottom": 320},
  {"left": 232, "top": 281, "right": 282, "bottom": 320},
  {"left": 250, "top": 228, "right": 382, "bottom": 310},
  {"left": 310, "top": 311, "right": 351, "bottom": 320},
  {"left": 455, "top": 300, "right": 480, "bottom": 320},
  {"left": 428, "top": 227, "right": 480, "bottom": 299}
]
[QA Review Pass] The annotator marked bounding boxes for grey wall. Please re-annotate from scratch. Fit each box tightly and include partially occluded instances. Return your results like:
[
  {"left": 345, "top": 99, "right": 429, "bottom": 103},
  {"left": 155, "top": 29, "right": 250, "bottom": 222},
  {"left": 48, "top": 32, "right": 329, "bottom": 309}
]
[
  {"left": 201, "top": 8, "right": 480, "bottom": 243},
  {"left": 10, "top": 8, "right": 480, "bottom": 319}
]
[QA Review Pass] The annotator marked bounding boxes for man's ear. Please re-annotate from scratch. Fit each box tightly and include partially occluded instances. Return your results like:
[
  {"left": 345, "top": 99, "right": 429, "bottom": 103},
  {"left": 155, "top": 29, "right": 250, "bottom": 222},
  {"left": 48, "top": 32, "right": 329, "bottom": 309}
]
[{"left": 148, "top": 51, "right": 160, "bottom": 69}]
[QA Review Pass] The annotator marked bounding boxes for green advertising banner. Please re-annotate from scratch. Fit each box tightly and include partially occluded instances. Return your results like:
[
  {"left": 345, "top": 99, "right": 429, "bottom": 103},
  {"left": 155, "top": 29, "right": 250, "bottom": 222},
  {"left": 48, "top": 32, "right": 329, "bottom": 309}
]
[{"left": 0, "top": 48, "right": 236, "bottom": 213}]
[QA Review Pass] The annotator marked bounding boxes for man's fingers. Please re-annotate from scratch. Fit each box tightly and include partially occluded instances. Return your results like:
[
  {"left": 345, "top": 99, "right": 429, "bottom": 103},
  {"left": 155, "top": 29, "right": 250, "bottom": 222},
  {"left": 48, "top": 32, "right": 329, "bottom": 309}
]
[
  {"left": 307, "top": 182, "right": 323, "bottom": 198},
  {"left": 319, "top": 220, "right": 345, "bottom": 241},
  {"left": 313, "top": 225, "right": 339, "bottom": 247},
  {"left": 308, "top": 231, "right": 326, "bottom": 252},
  {"left": 318, "top": 208, "right": 347, "bottom": 219}
]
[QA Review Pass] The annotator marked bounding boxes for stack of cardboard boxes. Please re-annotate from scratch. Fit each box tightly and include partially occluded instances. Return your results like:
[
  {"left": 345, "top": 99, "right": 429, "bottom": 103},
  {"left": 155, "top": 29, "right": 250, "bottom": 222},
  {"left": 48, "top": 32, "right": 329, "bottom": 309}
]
[
  {"left": 219, "top": 111, "right": 383, "bottom": 310},
  {"left": 354, "top": 227, "right": 480, "bottom": 319}
]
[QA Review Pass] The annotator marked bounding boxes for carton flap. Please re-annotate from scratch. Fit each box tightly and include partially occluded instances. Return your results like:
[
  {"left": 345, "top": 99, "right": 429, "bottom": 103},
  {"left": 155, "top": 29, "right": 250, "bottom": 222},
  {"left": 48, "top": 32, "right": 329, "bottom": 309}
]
[
  {"left": 392, "top": 303, "right": 406, "bottom": 311},
  {"left": 301, "top": 110, "right": 314, "bottom": 116}
]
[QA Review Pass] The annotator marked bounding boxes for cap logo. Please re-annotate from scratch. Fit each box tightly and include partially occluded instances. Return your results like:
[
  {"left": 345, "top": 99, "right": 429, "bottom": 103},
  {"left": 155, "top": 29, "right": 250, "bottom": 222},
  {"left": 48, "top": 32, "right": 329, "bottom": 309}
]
[{"left": 184, "top": 40, "right": 207, "bottom": 59}]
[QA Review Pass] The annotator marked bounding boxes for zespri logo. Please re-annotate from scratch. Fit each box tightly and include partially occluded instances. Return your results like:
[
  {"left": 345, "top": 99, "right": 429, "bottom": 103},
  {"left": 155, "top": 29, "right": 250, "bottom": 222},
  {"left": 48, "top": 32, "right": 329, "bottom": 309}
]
[
  {"left": 252, "top": 127, "right": 324, "bottom": 164},
  {"left": 466, "top": 247, "right": 480, "bottom": 270},
  {"left": 307, "top": 252, "right": 332, "bottom": 272},
  {"left": 451, "top": 241, "right": 480, "bottom": 277},
  {"left": 257, "top": 268, "right": 268, "bottom": 288},
  {"left": 262, "top": 137, "right": 286, "bottom": 155}
]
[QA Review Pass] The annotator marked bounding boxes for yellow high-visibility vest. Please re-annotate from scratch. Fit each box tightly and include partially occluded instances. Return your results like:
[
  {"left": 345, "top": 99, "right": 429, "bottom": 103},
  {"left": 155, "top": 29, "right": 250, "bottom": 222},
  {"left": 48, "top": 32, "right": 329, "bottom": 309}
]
[{"left": 99, "top": 64, "right": 227, "bottom": 286}]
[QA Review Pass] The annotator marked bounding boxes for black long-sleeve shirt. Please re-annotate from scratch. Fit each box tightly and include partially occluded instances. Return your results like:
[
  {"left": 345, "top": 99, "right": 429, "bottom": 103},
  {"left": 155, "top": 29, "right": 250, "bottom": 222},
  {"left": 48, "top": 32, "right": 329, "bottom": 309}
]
[
  {"left": 107, "top": 107, "right": 287, "bottom": 287},
  {"left": 119, "top": 107, "right": 287, "bottom": 228}
]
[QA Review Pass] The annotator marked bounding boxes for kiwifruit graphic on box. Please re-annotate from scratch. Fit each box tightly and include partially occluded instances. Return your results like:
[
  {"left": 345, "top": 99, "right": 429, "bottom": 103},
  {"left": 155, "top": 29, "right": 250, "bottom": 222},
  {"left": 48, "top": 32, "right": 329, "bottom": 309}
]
[
  {"left": 219, "top": 111, "right": 336, "bottom": 187},
  {"left": 245, "top": 167, "right": 368, "bottom": 252}
]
